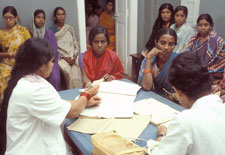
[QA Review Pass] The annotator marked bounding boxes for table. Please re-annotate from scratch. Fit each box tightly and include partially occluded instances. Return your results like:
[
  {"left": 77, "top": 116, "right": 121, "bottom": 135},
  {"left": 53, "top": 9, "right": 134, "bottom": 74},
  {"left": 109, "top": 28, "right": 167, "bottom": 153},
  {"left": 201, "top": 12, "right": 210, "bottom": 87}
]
[{"left": 59, "top": 86, "right": 184, "bottom": 155}]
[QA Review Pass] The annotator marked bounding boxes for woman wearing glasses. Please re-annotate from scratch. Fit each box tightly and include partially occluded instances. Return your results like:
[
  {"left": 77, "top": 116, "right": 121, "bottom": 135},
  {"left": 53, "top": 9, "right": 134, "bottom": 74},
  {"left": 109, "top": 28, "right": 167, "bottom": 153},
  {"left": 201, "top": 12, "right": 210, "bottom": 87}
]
[{"left": 0, "top": 6, "right": 31, "bottom": 103}]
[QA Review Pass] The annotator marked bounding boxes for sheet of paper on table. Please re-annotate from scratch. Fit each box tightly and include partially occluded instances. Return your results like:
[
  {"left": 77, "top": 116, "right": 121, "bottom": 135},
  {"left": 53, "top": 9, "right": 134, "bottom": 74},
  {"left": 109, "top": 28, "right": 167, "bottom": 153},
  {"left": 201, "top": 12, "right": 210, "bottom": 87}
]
[
  {"left": 79, "top": 80, "right": 141, "bottom": 118},
  {"left": 133, "top": 98, "right": 180, "bottom": 125},
  {"left": 67, "top": 115, "right": 151, "bottom": 138}
]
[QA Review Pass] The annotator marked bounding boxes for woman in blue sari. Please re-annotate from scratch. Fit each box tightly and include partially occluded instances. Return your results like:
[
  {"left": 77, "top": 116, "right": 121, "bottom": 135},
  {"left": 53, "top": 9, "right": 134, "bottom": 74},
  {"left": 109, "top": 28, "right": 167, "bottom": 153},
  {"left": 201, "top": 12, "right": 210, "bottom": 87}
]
[{"left": 138, "top": 28, "right": 177, "bottom": 97}]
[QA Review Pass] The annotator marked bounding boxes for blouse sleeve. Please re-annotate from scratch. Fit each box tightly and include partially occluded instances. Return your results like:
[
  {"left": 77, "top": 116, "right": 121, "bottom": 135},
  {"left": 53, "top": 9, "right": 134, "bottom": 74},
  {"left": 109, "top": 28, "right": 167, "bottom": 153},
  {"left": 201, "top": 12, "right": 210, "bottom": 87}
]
[
  {"left": 137, "top": 58, "right": 146, "bottom": 85},
  {"left": 23, "top": 28, "right": 31, "bottom": 40},
  {"left": 29, "top": 84, "right": 71, "bottom": 127},
  {"left": 148, "top": 116, "right": 192, "bottom": 155},
  {"left": 78, "top": 52, "right": 84, "bottom": 69}
]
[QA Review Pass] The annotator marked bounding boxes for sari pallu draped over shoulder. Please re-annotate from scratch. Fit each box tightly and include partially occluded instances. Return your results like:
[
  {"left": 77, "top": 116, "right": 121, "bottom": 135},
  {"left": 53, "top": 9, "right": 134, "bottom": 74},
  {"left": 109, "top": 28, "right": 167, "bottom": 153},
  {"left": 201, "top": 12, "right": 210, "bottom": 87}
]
[
  {"left": 187, "top": 30, "right": 225, "bottom": 78},
  {"left": 138, "top": 53, "right": 177, "bottom": 96},
  {"left": 82, "top": 48, "right": 124, "bottom": 82}
]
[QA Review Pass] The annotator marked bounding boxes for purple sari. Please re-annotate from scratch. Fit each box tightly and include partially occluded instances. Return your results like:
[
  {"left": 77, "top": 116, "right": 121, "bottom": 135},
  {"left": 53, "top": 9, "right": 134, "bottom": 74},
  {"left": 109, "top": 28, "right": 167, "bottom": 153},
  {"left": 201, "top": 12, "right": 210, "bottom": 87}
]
[
  {"left": 186, "top": 30, "right": 225, "bottom": 79},
  {"left": 44, "top": 29, "right": 61, "bottom": 91}
]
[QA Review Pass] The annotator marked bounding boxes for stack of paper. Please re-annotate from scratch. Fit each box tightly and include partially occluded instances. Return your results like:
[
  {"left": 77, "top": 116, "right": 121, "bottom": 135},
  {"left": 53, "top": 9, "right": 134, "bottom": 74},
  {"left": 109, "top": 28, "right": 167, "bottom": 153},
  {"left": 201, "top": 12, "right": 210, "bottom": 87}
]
[
  {"left": 80, "top": 80, "right": 141, "bottom": 118},
  {"left": 133, "top": 98, "right": 180, "bottom": 125},
  {"left": 67, "top": 115, "right": 151, "bottom": 138}
]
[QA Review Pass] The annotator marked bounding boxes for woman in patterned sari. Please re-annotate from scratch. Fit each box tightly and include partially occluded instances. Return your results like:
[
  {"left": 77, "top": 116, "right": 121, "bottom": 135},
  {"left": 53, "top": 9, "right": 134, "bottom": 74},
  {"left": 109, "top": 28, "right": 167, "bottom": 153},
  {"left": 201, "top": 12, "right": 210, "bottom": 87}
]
[
  {"left": 186, "top": 14, "right": 225, "bottom": 80},
  {"left": 138, "top": 28, "right": 177, "bottom": 97},
  {"left": 0, "top": 6, "right": 31, "bottom": 102},
  {"left": 50, "top": 7, "right": 82, "bottom": 89}
]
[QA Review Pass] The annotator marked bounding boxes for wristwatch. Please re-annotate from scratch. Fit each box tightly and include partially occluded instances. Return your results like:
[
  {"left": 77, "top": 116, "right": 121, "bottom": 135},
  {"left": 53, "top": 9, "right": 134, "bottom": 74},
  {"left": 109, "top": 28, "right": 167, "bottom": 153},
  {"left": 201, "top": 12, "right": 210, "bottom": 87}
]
[{"left": 158, "top": 134, "right": 165, "bottom": 137}]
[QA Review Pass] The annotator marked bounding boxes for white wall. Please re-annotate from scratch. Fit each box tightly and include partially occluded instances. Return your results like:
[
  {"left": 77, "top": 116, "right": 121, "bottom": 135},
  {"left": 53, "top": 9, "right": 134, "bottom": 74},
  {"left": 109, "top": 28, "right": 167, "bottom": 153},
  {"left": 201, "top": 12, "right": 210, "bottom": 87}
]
[
  {"left": 0, "top": 0, "right": 79, "bottom": 38},
  {"left": 199, "top": 0, "right": 225, "bottom": 38}
]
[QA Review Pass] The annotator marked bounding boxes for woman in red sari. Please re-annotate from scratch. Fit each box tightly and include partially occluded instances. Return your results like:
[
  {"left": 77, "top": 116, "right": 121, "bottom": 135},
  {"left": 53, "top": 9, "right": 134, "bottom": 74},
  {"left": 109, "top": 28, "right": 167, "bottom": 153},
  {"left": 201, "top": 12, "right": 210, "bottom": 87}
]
[{"left": 79, "top": 26, "right": 124, "bottom": 87}]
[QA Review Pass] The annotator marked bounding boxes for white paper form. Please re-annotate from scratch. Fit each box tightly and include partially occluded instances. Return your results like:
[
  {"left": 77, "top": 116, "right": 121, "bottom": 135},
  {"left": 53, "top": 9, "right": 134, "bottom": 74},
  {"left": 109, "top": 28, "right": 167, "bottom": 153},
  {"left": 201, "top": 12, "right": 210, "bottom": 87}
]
[
  {"left": 133, "top": 98, "right": 180, "bottom": 125},
  {"left": 98, "top": 80, "right": 141, "bottom": 96},
  {"left": 79, "top": 80, "right": 141, "bottom": 118},
  {"left": 80, "top": 92, "right": 135, "bottom": 118}
]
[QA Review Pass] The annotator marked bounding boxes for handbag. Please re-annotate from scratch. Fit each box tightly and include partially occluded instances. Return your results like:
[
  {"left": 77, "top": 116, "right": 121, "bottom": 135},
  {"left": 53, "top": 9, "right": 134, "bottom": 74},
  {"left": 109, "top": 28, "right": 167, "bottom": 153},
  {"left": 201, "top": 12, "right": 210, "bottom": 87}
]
[{"left": 91, "top": 131, "right": 147, "bottom": 155}]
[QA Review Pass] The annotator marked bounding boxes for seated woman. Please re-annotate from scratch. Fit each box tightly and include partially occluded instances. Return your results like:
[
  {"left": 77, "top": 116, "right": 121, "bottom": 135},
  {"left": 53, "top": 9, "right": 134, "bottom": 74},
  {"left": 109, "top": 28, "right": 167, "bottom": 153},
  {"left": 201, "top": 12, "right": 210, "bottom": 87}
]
[
  {"left": 0, "top": 38, "right": 101, "bottom": 154},
  {"left": 0, "top": 6, "right": 30, "bottom": 102},
  {"left": 145, "top": 3, "right": 174, "bottom": 52},
  {"left": 170, "top": 6, "right": 195, "bottom": 54},
  {"left": 31, "top": 9, "right": 61, "bottom": 91},
  {"left": 138, "top": 28, "right": 177, "bottom": 97},
  {"left": 186, "top": 14, "right": 225, "bottom": 80},
  {"left": 79, "top": 26, "right": 124, "bottom": 87},
  {"left": 50, "top": 7, "right": 82, "bottom": 89},
  {"left": 98, "top": 0, "right": 116, "bottom": 51}
]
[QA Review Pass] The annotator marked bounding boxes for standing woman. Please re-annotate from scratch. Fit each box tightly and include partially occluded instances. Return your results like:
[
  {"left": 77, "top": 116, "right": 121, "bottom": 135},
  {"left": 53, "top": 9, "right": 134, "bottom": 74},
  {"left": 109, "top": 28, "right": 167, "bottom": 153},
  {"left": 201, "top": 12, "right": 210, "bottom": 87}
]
[
  {"left": 186, "top": 14, "right": 225, "bottom": 80},
  {"left": 86, "top": 2, "right": 99, "bottom": 45},
  {"left": 50, "top": 7, "right": 82, "bottom": 89},
  {"left": 145, "top": 3, "right": 174, "bottom": 52},
  {"left": 0, "top": 6, "right": 31, "bottom": 102},
  {"left": 98, "top": 0, "right": 116, "bottom": 51},
  {"left": 170, "top": 6, "right": 195, "bottom": 54},
  {"left": 138, "top": 28, "right": 177, "bottom": 97},
  {"left": 0, "top": 38, "right": 101, "bottom": 154},
  {"left": 31, "top": 9, "right": 61, "bottom": 91}
]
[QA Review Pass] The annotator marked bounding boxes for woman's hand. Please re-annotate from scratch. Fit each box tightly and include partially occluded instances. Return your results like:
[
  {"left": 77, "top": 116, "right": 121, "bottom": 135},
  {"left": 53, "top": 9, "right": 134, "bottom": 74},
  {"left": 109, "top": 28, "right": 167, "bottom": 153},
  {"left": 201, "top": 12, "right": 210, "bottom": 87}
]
[
  {"left": 85, "top": 85, "right": 99, "bottom": 96},
  {"left": 63, "top": 56, "right": 75, "bottom": 66},
  {"left": 213, "top": 80, "right": 222, "bottom": 94},
  {"left": 103, "top": 73, "right": 114, "bottom": 82},
  {"left": 156, "top": 125, "right": 167, "bottom": 142},
  {"left": 85, "top": 82, "right": 93, "bottom": 88},
  {"left": 86, "top": 95, "right": 101, "bottom": 107},
  {"left": 146, "top": 47, "right": 163, "bottom": 60}
]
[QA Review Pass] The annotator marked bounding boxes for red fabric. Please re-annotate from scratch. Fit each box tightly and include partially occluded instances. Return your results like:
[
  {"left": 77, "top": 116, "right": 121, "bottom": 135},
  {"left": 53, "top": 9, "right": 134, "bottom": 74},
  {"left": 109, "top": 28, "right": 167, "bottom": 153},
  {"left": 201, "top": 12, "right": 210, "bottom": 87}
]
[{"left": 82, "top": 48, "right": 124, "bottom": 81}]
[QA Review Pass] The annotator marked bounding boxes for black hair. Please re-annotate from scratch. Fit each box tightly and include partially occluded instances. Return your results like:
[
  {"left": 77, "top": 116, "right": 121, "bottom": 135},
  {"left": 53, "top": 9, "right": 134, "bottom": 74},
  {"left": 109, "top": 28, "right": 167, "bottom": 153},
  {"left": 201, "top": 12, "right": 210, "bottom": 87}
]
[
  {"left": 2, "top": 6, "right": 17, "bottom": 17},
  {"left": 53, "top": 7, "right": 66, "bottom": 24},
  {"left": 174, "top": 5, "right": 188, "bottom": 17},
  {"left": 107, "top": 0, "right": 115, "bottom": 5},
  {"left": 0, "top": 38, "right": 54, "bottom": 154},
  {"left": 86, "top": 2, "right": 97, "bottom": 16},
  {"left": 155, "top": 28, "right": 177, "bottom": 45},
  {"left": 145, "top": 3, "right": 174, "bottom": 50},
  {"left": 197, "top": 13, "right": 214, "bottom": 27},
  {"left": 34, "top": 9, "right": 46, "bottom": 19},
  {"left": 106, "top": 0, "right": 115, "bottom": 12},
  {"left": 89, "top": 26, "right": 110, "bottom": 45},
  {"left": 168, "top": 52, "right": 212, "bottom": 101}
]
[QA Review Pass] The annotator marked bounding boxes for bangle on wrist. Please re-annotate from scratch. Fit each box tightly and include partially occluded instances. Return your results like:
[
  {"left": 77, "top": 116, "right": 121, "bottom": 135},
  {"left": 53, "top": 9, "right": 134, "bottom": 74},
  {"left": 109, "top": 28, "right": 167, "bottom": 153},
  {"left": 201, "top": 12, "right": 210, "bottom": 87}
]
[
  {"left": 143, "top": 69, "right": 152, "bottom": 73},
  {"left": 80, "top": 92, "right": 91, "bottom": 101}
]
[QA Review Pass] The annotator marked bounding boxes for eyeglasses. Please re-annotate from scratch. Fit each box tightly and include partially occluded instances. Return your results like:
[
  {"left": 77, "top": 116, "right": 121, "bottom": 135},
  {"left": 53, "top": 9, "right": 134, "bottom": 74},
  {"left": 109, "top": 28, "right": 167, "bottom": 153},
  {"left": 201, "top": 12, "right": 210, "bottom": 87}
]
[{"left": 3, "top": 16, "right": 15, "bottom": 21}]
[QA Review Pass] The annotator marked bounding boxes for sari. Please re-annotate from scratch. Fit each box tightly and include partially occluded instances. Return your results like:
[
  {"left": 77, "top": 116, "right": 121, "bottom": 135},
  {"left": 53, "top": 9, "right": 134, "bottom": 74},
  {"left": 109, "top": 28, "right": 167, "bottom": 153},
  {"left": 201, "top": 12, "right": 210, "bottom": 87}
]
[
  {"left": 186, "top": 30, "right": 225, "bottom": 78},
  {"left": 0, "top": 24, "right": 31, "bottom": 100},
  {"left": 99, "top": 11, "right": 115, "bottom": 51},
  {"left": 138, "top": 52, "right": 177, "bottom": 96},
  {"left": 79, "top": 48, "right": 124, "bottom": 82},
  {"left": 50, "top": 24, "right": 82, "bottom": 89},
  {"left": 31, "top": 18, "right": 61, "bottom": 90}
]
